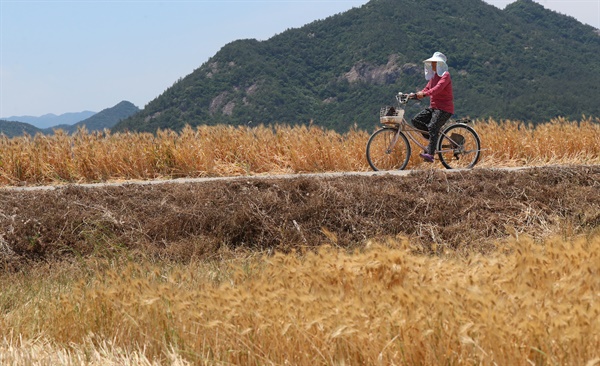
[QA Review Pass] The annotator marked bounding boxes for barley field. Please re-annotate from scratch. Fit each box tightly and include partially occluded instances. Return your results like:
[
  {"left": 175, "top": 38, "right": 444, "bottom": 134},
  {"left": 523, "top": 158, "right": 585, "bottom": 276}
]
[
  {"left": 0, "top": 117, "right": 598, "bottom": 186},
  {"left": 1, "top": 234, "right": 599, "bottom": 365},
  {"left": 1, "top": 121, "right": 599, "bottom": 365}
]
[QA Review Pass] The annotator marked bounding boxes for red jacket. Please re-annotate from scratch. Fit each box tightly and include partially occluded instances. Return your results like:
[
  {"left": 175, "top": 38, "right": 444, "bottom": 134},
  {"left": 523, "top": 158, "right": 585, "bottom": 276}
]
[{"left": 422, "top": 72, "right": 454, "bottom": 114}]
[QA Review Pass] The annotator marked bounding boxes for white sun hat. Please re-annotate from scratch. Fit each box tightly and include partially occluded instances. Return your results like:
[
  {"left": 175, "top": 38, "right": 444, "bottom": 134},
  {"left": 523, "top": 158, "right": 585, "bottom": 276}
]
[{"left": 423, "top": 51, "right": 449, "bottom": 80}]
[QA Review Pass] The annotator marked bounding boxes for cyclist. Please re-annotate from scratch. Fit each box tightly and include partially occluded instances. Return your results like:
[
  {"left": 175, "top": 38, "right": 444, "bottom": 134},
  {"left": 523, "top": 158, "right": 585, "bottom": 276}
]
[{"left": 410, "top": 52, "right": 454, "bottom": 163}]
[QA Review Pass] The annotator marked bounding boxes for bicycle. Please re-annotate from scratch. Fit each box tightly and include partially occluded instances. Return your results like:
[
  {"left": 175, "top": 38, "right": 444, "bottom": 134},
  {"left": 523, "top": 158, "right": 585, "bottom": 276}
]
[{"left": 366, "top": 92, "right": 482, "bottom": 170}]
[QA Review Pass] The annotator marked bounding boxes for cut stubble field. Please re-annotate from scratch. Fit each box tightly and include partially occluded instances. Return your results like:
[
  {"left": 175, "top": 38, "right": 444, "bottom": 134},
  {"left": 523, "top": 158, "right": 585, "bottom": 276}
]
[{"left": 0, "top": 120, "right": 599, "bottom": 365}]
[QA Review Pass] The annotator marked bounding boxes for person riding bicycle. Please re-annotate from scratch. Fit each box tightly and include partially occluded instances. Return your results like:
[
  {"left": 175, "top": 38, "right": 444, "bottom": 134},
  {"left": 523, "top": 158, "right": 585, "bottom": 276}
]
[{"left": 410, "top": 52, "right": 454, "bottom": 163}]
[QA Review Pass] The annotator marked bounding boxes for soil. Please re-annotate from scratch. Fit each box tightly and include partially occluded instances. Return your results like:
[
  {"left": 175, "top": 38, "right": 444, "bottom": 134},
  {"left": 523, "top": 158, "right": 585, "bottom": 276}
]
[{"left": 1, "top": 166, "right": 599, "bottom": 270}]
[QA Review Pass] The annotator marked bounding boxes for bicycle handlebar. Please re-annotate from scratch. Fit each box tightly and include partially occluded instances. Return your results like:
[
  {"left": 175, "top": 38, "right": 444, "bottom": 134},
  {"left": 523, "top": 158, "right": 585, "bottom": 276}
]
[{"left": 396, "top": 92, "right": 417, "bottom": 104}]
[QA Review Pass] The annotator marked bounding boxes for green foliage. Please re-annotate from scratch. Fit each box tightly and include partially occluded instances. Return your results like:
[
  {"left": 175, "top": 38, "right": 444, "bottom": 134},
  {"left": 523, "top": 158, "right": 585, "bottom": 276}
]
[{"left": 113, "top": 0, "right": 600, "bottom": 133}]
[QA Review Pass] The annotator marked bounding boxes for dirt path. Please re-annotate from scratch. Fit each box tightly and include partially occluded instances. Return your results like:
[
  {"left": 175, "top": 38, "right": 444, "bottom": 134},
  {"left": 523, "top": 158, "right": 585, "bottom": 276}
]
[{"left": 1, "top": 166, "right": 534, "bottom": 191}]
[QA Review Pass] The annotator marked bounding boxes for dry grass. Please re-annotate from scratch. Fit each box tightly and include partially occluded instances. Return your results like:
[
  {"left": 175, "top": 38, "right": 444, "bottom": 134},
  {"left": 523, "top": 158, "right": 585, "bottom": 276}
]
[
  {"left": 2, "top": 167, "right": 599, "bottom": 266},
  {"left": 1, "top": 234, "right": 599, "bottom": 365},
  {"left": 0, "top": 117, "right": 598, "bottom": 186},
  {"left": 475, "top": 117, "right": 600, "bottom": 167}
]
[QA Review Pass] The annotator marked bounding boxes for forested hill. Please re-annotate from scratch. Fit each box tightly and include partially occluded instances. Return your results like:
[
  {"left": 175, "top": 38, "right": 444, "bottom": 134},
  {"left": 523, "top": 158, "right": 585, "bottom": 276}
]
[
  {"left": 0, "top": 120, "right": 43, "bottom": 138},
  {"left": 48, "top": 101, "right": 139, "bottom": 134},
  {"left": 113, "top": 0, "right": 600, "bottom": 133}
]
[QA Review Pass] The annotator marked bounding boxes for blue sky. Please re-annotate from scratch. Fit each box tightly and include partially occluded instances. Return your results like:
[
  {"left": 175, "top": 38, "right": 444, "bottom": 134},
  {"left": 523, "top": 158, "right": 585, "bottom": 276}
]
[{"left": 1, "top": 0, "right": 599, "bottom": 118}]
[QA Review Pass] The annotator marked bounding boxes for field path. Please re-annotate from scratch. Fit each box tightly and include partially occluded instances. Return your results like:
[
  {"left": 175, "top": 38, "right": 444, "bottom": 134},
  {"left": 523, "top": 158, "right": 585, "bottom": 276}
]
[{"left": 1, "top": 166, "right": 536, "bottom": 192}]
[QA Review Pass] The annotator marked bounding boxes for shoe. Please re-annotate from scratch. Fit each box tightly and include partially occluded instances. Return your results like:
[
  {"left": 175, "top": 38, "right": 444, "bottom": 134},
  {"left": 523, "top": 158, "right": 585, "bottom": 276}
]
[{"left": 419, "top": 153, "right": 434, "bottom": 163}]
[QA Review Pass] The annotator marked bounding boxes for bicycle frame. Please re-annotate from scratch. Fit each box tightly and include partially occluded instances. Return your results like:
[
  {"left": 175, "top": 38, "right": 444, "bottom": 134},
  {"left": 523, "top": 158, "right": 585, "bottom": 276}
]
[
  {"left": 380, "top": 94, "right": 473, "bottom": 155},
  {"left": 382, "top": 115, "right": 461, "bottom": 156}
]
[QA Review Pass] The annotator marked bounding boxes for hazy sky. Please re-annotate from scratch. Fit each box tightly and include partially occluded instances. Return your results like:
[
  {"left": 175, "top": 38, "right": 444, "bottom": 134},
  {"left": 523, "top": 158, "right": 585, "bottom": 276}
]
[{"left": 1, "top": 0, "right": 599, "bottom": 118}]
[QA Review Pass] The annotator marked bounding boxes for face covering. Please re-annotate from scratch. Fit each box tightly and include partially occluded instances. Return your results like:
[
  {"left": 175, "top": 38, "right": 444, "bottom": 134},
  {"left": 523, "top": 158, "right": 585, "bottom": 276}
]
[{"left": 424, "top": 61, "right": 448, "bottom": 80}]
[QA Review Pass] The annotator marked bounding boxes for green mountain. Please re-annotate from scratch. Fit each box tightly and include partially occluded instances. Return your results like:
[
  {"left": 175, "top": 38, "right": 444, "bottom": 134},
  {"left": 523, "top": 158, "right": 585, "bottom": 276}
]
[
  {"left": 113, "top": 0, "right": 600, "bottom": 133},
  {"left": 47, "top": 101, "right": 139, "bottom": 134},
  {"left": 0, "top": 120, "right": 44, "bottom": 138}
]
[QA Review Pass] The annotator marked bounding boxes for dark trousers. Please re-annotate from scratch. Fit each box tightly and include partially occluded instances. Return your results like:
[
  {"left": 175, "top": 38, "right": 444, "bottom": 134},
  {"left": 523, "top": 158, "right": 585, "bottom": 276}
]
[{"left": 411, "top": 108, "right": 452, "bottom": 155}]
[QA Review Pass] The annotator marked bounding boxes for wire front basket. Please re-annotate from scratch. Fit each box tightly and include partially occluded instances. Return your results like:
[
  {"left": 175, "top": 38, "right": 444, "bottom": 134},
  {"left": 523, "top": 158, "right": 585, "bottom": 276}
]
[{"left": 379, "top": 106, "right": 405, "bottom": 125}]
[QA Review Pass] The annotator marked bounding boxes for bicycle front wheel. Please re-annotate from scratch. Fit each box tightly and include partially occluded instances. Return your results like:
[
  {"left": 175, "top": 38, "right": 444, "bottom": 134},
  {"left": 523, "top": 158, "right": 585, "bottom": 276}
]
[
  {"left": 366, "top": 127, "right": 411, "bottom": 171},
  {"left": 437, "top": 123, "right": 481, "bottom": 169}
]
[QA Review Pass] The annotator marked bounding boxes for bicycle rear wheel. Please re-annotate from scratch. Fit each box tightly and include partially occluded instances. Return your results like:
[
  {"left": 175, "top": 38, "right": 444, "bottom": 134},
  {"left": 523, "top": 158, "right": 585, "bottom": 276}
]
[
  {"left": 437, "top": 123, "right": 481, "bottom": 169},
  {"left": 366, "top": 127, "right": 411, "bottom": 171}
]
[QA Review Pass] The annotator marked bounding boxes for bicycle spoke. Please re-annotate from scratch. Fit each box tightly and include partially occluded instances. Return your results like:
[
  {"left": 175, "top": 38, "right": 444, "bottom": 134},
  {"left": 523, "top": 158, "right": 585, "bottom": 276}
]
[
  {"left": 437, "top": 124, "right": 481, "bottom": 169},
  {"left": 366, "top": 128, "right": 411, "bottom": 171}
]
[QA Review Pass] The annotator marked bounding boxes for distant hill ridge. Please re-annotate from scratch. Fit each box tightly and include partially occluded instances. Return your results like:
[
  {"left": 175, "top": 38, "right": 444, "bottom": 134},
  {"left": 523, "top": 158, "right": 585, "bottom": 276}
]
[
  {"left": 112, "top": 0, "right": 600, "bottom": 133},
  {"left": 0, "top": 101, "right": 139, "bottom": 138},
  {"left": 3, "top": 111, "right": 96, "bottom": 129},
  {"left": 49, "top": 101, "right": 140, "bottom": 134}
]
